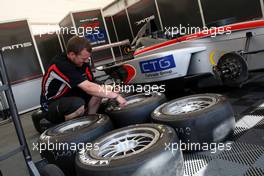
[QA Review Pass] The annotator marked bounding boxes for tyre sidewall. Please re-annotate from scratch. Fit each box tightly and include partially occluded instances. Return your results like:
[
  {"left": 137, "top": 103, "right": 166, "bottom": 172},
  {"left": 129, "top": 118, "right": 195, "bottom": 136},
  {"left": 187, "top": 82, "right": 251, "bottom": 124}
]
[
  {"left": 152, "top": 94, "right": 235, "bottom": 143},
  {"left": 76, "top": 124, "right": 184, "bottom": 176},
  {"left": 39, "top": 115, "right": 113, "bottom": 175},
  {"left": 106, "top": 93, "right": 166, "bottom": 127}
]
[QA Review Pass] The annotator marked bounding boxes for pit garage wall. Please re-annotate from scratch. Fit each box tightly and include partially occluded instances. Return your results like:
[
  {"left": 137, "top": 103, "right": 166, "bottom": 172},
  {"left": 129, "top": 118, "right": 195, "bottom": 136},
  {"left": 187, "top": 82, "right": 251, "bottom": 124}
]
[
  {"left": 109, "top": 10, "right": 133, "bottom": 43},
  {"left": 103, "top": 0, "right": 263, "bottom": 45},
  {"left": 127, "top": 0, "right": 162, "bottom": 37},
  {"left": 34, "top": 33, "right": 64, "bottom": 71},
  {"left": 59, "top": 9, "right": 114, "bottom": 63},
  {"left": 0, "top": 20, "right": 44, "bottom": 113},
  {"left": 74, "top": 10, "right": 114, "bottom": 62},
  {"left": 201, "top": 0, "right": 262, "bottom": 26},
  {"left": 157, "top": 0, "right": 203, "bottom": 28},
  {"left": 59, "top": 14, "right": 75, "bottom": 48},
  {"left": 104, "top": 16, "right": 122, "bottom": 59}
]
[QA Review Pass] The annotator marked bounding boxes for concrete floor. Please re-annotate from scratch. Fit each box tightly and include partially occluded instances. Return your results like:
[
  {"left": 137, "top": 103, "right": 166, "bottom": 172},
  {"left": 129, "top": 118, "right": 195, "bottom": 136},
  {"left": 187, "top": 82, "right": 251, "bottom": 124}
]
[{"left": 0, "top": 111, "right": 41, "bottom": 176}]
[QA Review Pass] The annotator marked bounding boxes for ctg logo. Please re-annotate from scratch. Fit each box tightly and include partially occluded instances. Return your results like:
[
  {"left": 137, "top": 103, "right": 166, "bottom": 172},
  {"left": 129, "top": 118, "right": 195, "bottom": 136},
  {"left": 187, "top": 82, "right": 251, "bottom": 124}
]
[
  {"left": 1, "top": 42, "right": 32, "bottom": 52},
  {"left": 135, "top": 15, "right": 155, "bottom": 26},
  {"left": 140, "top": 55, "right": 176, "bottom": 73}
]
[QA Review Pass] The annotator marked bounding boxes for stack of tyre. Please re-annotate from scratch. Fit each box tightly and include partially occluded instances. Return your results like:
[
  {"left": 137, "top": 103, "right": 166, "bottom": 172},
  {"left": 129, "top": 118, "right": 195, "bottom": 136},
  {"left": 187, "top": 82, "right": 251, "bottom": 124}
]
[{"left": 38, "top": 92, "right": 235, "bottom": 176}]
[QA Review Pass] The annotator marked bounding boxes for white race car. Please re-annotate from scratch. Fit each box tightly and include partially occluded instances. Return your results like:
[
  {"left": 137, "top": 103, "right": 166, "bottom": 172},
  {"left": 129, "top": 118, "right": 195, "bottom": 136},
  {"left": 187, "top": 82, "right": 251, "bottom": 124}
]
[{"left": 102, "top": 20, "right": 264, "bottom": 87}]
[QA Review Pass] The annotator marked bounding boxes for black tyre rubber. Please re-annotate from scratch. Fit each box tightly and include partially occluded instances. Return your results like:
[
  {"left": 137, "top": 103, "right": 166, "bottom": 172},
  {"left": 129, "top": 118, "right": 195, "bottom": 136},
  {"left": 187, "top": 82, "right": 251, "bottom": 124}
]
[
  {"left": 75, "top": 123, "right": 184, "bottom": 176},
  {"left": 151, "top": 94, "right": 235, "bottom": 147},
  {"left": 98, "top": 92, "right": 136, "bottom": 114},
  {"left": 31, "top": 109, "right": 56, "bottom": 134},
  {"left": 39, "top": 164, "right": 65, "bottom": 176},
  {"left": 39, "top": 114, "right": 113, "bottom": 176},
  {"left": 105, "top": 92, "right": 166, "bottom": 128}
]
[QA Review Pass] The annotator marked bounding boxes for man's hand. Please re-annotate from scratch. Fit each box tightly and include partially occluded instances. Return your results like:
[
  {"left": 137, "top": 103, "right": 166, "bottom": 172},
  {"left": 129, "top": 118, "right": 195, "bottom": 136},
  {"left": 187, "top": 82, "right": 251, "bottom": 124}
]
[
  {"left": 79, "top": 80, "right": 124, "bottom": 102},
  {"left": 102, "top": 84, "right": 121, "bottom": 94},
  {"left": 116, "top": 95, "right": 127, "bottom": 108}
]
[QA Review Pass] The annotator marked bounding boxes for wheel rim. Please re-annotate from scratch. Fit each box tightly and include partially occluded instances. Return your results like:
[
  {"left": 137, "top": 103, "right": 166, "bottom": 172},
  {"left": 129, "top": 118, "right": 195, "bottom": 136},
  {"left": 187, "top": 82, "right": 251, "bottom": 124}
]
[
  {"left": 162, "top": 95, "right": 217, "bottom": 115},
  {"left": 90, "top": 127, "right": 160, "bottom": 160},
  {"left": 57, "top": 121, "right": 93, "bottom": 133}
]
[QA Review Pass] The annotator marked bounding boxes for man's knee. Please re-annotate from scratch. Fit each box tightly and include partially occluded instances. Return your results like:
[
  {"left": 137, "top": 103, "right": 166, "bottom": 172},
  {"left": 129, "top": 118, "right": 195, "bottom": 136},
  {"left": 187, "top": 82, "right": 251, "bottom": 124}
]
[{"left": 45, "top": 97, "right": 86, "bottom": 123}]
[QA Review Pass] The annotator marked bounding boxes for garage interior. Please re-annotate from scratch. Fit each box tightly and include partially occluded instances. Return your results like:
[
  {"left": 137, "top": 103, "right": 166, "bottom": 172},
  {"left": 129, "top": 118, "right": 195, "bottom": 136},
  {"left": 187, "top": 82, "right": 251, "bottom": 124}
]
[{"left": 0, "top": 0, "right": 264, "bottom": 176}]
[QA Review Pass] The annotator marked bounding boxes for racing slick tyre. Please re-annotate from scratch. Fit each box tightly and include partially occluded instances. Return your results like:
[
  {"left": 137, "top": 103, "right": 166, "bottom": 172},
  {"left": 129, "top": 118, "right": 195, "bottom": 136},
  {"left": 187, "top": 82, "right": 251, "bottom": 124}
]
[
  {"left": 105, "top": 92, "right": 166, "bottom": 128},
  {"left": 151, "top": 94, "right": 235, "bottom": 150},
  {"left": 97, "top": 92, "right": 135, "bottom": 114},
  {"left": 39, "top": 114, "right": 113, "bottom": 176},
  {"left": 75, "top": 124, "right": 184, "bottom": 176},
  {"left": 31, "top": 109, "right": 56, "bottom": 134},
  {"left": 39, "top": 164, "right": 65, "bottom": 176}
]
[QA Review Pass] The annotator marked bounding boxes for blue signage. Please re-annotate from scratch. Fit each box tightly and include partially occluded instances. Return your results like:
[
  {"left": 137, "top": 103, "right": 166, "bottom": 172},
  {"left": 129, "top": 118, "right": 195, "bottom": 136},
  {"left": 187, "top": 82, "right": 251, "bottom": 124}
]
[{"left": 139, "top": 55, "right": 176, "bottom": 73}]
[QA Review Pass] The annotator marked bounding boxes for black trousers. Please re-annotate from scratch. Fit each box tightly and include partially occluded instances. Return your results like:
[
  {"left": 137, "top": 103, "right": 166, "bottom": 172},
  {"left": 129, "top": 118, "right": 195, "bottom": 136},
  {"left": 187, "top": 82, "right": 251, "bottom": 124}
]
[{"left": 45, "top": 96, "right": 86, "bottom": 123}]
